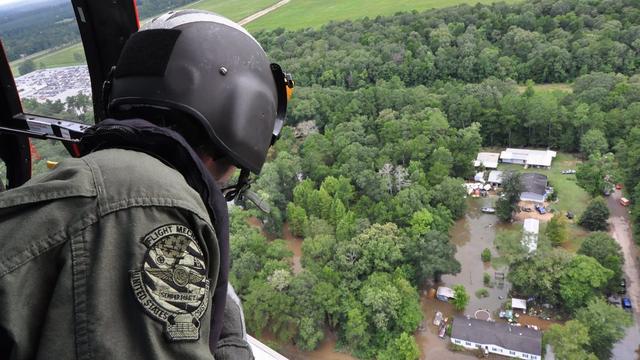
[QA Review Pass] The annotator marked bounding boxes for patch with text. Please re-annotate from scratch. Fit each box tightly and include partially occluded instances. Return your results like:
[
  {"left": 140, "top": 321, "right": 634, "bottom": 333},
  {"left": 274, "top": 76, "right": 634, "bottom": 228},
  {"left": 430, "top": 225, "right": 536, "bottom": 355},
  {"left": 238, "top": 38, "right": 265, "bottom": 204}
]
[{"left": 130, "top": 224, "right": 209, "bottom": 341}]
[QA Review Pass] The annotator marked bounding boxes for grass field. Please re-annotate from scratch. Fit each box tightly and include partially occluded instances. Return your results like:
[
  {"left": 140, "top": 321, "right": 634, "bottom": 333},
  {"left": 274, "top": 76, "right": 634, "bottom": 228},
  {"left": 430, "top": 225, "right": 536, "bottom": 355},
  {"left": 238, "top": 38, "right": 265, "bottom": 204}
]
[
  {"left": 498, "top": 152, "right": 591, "bottom": 218},
  {"left": 246, "top": 0, "right": 520, "bottom": 31},
  {"left": 10, "top": 0, "right": 280, "bottom": 73}
]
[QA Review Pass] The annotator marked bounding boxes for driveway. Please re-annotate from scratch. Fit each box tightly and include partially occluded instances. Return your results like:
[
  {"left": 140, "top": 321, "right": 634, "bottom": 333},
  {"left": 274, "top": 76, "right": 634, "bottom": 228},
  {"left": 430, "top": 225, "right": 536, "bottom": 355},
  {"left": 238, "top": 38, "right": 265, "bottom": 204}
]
[{"left": 608, "top": 190, "right": 640, "bottom": 358}]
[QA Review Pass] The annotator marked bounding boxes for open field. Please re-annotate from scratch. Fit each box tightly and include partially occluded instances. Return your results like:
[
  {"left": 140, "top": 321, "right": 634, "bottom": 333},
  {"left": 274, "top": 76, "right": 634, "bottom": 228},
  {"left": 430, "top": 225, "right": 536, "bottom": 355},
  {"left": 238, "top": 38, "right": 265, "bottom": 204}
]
[
  {"left": 246, "top": 0, "right": 521, "bottom": 31},
  {"left": 10, "top": 0, "right": 280, "bottom": 73}
]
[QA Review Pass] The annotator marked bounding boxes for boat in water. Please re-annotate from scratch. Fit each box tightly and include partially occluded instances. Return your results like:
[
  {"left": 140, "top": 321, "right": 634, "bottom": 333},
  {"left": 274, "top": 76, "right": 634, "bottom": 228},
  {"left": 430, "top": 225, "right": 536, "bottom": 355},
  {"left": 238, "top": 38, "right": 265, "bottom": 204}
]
[{"left": 481, "top": 207, "right": 496, "bottom": 214}]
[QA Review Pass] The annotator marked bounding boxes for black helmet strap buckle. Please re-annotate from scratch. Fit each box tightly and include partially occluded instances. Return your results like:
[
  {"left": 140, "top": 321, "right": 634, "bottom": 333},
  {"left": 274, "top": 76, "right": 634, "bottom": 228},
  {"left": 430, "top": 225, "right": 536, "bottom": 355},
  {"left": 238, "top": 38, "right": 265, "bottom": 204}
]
[{"left": 221, "top": 168, "right": 271, "bottom": 213}]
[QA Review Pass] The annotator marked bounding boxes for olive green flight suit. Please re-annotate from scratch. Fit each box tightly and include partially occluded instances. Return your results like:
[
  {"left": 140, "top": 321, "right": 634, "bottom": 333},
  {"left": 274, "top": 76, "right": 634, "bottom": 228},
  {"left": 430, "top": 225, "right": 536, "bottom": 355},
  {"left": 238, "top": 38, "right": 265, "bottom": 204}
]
[{"left": 0, "top": 149, "right": 251, "bottom": 359}]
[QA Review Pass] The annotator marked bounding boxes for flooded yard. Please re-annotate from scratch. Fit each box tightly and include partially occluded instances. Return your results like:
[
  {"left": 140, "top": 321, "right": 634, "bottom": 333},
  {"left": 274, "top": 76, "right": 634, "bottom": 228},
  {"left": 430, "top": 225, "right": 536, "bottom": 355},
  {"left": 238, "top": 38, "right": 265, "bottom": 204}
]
[{"left": 440, "top": 196, "right": 511, "bottom": 315}]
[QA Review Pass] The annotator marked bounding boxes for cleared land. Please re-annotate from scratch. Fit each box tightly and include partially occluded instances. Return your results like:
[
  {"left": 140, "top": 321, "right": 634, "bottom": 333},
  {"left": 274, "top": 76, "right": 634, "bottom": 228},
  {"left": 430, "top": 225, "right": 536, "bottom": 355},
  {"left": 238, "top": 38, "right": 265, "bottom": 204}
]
[
  {"left": 10, "top": 0, "right": 280, "bottom": 73},
  {"left": 246, "top": 0, "right": 520, "bottom": 31}
]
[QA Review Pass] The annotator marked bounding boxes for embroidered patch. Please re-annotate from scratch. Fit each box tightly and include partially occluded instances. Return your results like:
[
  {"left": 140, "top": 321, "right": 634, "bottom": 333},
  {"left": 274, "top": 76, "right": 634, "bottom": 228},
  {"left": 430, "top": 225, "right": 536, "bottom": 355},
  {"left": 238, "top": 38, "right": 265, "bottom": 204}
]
[{"left": 130, "top": 224, "right": 210, "bottom": 341}]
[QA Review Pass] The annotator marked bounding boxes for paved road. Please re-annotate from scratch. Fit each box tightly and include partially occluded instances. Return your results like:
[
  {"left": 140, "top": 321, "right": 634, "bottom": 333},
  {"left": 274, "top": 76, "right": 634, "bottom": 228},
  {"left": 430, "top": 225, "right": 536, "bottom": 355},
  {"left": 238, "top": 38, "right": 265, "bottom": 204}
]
[
  {"left": 238, "top": 0, "right": 290, "bottom": 26},
  {"left": 608, "top": 190, "right": 640, "bottom": 359}
]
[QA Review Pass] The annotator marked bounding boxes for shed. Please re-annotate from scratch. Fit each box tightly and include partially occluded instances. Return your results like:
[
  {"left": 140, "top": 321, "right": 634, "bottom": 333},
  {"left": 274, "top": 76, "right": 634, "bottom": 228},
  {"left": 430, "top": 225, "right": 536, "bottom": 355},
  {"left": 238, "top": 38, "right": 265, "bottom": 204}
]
[
  {"left": 437, "top": 286, "right": 455, "bottom": 301},
  {"left": 512, "top": 298, "right": 527, "bottom": 312},
  {"left": 474, "top": 152, "right": 500, "bottom": 169},
  {"left": 488, "top": 171, "right": 503, "bottom": 186},
  {"left": 522, "top": 219, "right": 540, "bottom": 253},
  {"left": 474, "top": 172, "right": 485, "bottom": 183}
]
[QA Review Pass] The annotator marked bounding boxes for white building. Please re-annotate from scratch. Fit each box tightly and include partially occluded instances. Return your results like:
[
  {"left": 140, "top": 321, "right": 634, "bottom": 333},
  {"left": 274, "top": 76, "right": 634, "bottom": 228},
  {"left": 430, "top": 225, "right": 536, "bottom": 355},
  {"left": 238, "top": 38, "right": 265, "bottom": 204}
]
[
  {"left": 522, "top": 219, "right": 540, "bottom": 253},
  {"left": 488, "top": 171, "right": 503, "bottom": 187},
  {"left": 500, "top": 148, "right": 557, "bottom": 168},
  {"left": 474, "top": 152, "right": 500, "bottom": 169},
  {"left": 451, "top": 316, "right": 542, "bottom": 360}
]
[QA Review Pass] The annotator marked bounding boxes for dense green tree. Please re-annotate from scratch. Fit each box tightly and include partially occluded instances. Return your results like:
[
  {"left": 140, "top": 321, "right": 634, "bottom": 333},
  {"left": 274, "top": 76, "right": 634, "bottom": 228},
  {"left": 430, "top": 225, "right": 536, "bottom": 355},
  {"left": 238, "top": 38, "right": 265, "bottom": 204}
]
[
  {"left": 18, "top": 59, "right": 35, "bottom": 75},
  {"left": 577, "top": 153, "right": 617, "bottom": 196},
  {"left": 509, "top": 250, "right": 572, "bottom": 306},
  {"left": 580, "top": 129, "right": 609, "bottom": 157},
  {"left": 579, "top": 198, "right": 610, "bottom": 231},
  {"left": 404, "top": 230, "right": 460, "bottom": 284},
  {"left": 286, "top": 203, "right": 307, "bottom": 237},
  {"left": 546, "top": 320, "right": 598, "bottom": 360},
  {"left": 377, "top": 333, "right": 420, "bottom": 360},
  {"left": 431, "top": 177, "right": 467, "bottom": 219},
  {"left": 578, "top": 232, "right": 624, "bottom": 291},
  {"left": 576, "top": 298, "right": 633, "bottom": 360},
  {"left": 546, "top": 214, "right": 568, "bottom": 246},
  {"left": 451, "top": 284, "right": 469, "bottom": 311},
  {"left": 559, "top": 255, "right": 613, "bottom": 310}
]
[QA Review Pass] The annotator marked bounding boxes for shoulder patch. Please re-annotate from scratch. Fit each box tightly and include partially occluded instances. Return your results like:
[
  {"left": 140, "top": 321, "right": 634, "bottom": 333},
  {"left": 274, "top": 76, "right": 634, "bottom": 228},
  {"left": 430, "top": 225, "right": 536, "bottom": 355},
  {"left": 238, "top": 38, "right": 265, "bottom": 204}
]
[{"left": 130, "top": 224, "right": 210, "bottom": 341}]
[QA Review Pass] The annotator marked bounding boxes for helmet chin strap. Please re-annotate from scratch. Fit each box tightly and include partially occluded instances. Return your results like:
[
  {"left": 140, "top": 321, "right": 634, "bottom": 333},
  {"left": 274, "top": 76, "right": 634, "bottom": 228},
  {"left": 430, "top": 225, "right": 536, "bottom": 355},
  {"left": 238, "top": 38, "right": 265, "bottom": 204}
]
[{"left": 220, "top": 169, "right": 271, "bottom": 213}]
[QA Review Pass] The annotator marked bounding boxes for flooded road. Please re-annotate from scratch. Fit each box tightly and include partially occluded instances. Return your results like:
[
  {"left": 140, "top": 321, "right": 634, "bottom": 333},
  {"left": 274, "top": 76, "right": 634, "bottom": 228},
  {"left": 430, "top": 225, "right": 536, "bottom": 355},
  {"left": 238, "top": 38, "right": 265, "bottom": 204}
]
[
  {"left": 416, "top": 295, "right": 475, "bottom": 359},
  {"left": 608, "top": 190, "right": 640, "bottom": 359},
  {"left": 282, "top": 223, "right": 303, "bottom": 274},
  {"left": 441, "top": 197, "right": 511, "bottom": 315}
]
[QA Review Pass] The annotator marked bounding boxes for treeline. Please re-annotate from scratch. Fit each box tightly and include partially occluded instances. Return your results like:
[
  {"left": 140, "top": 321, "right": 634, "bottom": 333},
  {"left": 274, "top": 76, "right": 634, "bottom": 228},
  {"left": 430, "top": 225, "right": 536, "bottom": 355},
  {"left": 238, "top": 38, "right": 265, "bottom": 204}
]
[
  {"left": 0, "top": 0, "right": 197, "bottom": 62},
  {"left": 255, "top": 0, "right": 639, "bottom": 87},
  {"left": 289, "top": 72, "right": 640, "bottom": 153}
]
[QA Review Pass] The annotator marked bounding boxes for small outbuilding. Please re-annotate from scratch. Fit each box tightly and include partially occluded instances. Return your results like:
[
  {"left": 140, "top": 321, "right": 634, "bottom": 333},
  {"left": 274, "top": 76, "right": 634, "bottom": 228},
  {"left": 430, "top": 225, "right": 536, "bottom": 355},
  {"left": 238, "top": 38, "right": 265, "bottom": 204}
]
[
  {"left": 437, "top": 286, "right": 455, "bottom": 301},
  {"left": 474, "top": 152, "right": 500, "bottom": 169},
  {"left": 512, "top": 298, "right": 527, "bottom": 312},
  {"left": 474, "top": 172, "right": 485, "bottom": 183},
  {"left": 522, "top": 219, "right": 540, "bottom": 253},
  {"left": 488, "top": 171, "right": 503, "bottom": 187}
]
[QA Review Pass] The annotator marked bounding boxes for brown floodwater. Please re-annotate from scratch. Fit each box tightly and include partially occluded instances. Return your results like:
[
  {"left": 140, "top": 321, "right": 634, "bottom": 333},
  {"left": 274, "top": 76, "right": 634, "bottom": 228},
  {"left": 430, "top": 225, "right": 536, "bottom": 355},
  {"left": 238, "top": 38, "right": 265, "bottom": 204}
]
[
  {"left": 282, "top": 223, "right": 303, "bottom": 275},
  {"left": 440, "top": 197, "right": 511, "bottom": 315}
]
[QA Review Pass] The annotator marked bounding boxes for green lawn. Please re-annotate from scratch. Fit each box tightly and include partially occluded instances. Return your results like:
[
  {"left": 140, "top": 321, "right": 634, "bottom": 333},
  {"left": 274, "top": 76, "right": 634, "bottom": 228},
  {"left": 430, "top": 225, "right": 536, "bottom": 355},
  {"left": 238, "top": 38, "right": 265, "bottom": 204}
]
[
  {"left": 493, "top": 225, "right": 525, "bottom": 269},
  {"left": 10, "top": 0, "right": 280, "bottom": 73},
  {"left": 246, "top": 0, "right": 521, "bottom": 31},
  {"left": 498, "top": 152, "right": 591, "bottom": 218}
]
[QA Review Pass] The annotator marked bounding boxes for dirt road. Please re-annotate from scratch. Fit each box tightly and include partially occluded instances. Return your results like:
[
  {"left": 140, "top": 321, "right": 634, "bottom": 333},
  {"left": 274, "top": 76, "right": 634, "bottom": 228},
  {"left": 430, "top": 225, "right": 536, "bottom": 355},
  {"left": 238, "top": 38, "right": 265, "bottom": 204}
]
[
  {"left": 608, "top": 191, "right": 640, "bottom": 316},
  {"left": 238, "top": 0, "right": 290, "bottom": 26},
  {"left": 608, "top": 190, "right": 640, "bottom": 359}
]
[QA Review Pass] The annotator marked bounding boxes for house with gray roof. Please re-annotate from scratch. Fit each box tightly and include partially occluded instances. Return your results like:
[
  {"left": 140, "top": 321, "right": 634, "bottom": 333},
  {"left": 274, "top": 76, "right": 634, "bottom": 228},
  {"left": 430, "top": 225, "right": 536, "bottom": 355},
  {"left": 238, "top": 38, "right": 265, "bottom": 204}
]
[
  {"left": 520, "top": 173, "right": 548, "bottom": 203},
  {"left": 451, "top": 316, "right": 542, "bottom": 360}
]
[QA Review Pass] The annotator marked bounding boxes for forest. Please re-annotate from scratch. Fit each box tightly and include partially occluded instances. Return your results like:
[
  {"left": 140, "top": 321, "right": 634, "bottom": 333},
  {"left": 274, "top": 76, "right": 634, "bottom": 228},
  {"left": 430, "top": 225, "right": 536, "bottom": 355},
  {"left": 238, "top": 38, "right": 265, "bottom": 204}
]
[
  {"left": 0, "top": 0, "right": 197, "bottom": 62},
  {"left": 4, "top": 0, "right": 640, "bottom": 359}
]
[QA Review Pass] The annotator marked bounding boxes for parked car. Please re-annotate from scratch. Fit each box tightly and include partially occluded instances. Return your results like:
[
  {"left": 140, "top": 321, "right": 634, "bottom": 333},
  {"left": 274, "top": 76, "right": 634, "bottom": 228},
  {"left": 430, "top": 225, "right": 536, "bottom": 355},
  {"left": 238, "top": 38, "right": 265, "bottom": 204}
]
[
  {"left": 481, "top": 207, "right": 496, "bottom": 214},
  {"left": 622, "top": 297, "right": 632, "bottom": 311},
  {"left": 603, "top": 188, "right": 612, "bottom": 196},
  {"left": 619, "top": 278, "right": 627, "bottom": 295},
  {"left": 620, "top": 198, "right": 631, "bottom": 207},
  {"left": 566, "top": 211, "right": 574, "bottom": 219},
  {"left": 522, "top": 207, "right": 532, "bottom": 212},
  {"left": 535, "top": 204, "right": 546, "bottom": 214},
  {"left": 616, "top": 183, "right": 623, "bottom": 190}
]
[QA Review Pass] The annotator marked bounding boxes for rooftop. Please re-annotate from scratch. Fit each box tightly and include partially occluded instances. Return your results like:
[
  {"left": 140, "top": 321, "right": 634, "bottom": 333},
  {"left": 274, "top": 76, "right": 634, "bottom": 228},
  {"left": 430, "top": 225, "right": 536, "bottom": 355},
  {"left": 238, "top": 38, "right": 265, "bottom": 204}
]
[
  {"left": 451, "top": 316, "right": 542, "bottom": 356},
  {"left": 474, "top": 152, "right": 500, "bottom": 168},
  {"left": 501, "top": 148, "right": 557, "bottom": 167},
  {"left": 523, "top": 218, "right": 540, "bottom": 234},
  {"left": 520, "top": 173, "right": 548, "bottom": 196}
]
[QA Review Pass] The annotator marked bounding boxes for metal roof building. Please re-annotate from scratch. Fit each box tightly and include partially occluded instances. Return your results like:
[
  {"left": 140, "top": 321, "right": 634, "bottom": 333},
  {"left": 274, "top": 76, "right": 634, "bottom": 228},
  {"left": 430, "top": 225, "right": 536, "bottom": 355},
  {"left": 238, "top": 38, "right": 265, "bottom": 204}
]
[
  {"left": 523, "top": 219, "right": 540, "bottom": 253},
  {"left": 500, "top": 148, "right": 557, "bottom": 168},
  {"left": 451, "top": 316, "right": 542, "bottom": 360},
  {"left": 474, "top": 152, "right": 500, "bottom": 169}
]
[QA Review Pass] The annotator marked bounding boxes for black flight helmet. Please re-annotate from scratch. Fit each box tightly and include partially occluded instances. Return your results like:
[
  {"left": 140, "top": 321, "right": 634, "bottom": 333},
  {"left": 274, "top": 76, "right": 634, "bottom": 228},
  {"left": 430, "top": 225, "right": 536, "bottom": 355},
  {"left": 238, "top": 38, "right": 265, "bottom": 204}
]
[{"left": 105, "top": 10, "right": 293, "bottom": 175}]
